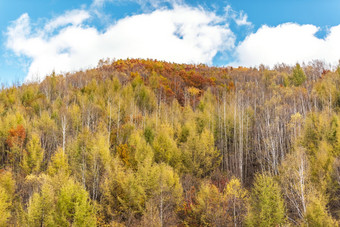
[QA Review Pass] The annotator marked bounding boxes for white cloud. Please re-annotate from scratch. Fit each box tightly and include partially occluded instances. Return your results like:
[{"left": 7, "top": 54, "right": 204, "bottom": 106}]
[
  {"left": 92, "top": 0, "right": 107, "bottom": 7},
  {"left": 224, "top": 5, "right": 251, "bottom": 27},
  {"left": 44, "top": 9, "right": 90, "bottom": 32},
  {"left": 6, "top": 5, "right": 235, "bottom": 81},
  {"left": 233, "top": 23, "right": 340, "bottom": 67},
  {"left": 135, "top": 0, "right": 184, "bottom": 9},
  {"left": 234, "top": 12, "right": 251, "bottom": 26},
  {"left": 91, "top": 0, "right": 183, "bottom": 9}
]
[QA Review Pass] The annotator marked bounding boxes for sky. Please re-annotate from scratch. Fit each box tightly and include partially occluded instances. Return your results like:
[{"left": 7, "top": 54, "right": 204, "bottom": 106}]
[{"left": 1, "top": 0, "right": 340, "bottom": 84}]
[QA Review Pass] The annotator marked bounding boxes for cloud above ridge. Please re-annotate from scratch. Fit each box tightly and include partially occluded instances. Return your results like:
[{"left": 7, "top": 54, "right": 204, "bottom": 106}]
[
  {"left": 233, "top": 23, "right": 340, "bottom": 67},
  {"left": 6, "top": 4, "right": 235, "bottom": 81}
]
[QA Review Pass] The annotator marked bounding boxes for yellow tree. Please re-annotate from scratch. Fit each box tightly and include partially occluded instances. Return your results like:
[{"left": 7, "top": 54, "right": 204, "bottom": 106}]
[
  {"left": 21, "top": 133, "right": 44, "bottom": 175},
  {"left": 0, "top": 171, "right": 15, "bottom": 226}
]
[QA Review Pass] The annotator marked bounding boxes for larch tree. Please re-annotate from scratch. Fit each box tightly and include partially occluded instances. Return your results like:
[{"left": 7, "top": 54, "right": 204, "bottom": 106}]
[
  {"left": 246, "top": 173, "right": 286, "bottom": 226},
  {"left": 21, "top": 133, "right": 44, "bottom": 175},
  {"left": 0, "top": 171, "right": 15, "bottom": 226}
]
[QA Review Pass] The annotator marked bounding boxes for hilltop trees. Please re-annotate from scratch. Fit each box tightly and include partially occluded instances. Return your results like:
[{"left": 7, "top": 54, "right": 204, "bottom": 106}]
[{"left": 289, "top": 63, "right": 307, "bottom": 86}]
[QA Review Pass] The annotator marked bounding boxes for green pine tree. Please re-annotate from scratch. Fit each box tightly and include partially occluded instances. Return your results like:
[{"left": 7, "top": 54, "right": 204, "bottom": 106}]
[
  {"left": 246, "top": 173, "right": 286, "bottom": 227},
  {"left": 290, "top": 63, "right": 306, "bottom": 86}
]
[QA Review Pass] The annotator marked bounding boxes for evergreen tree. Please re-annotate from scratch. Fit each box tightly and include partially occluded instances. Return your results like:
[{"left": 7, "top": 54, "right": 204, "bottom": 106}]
[
  {"left": 246, "top": 173, "right": 286, "bottom": 226},
  {"left": 290, "top": 63, "right": 306, "bottom": 86}
]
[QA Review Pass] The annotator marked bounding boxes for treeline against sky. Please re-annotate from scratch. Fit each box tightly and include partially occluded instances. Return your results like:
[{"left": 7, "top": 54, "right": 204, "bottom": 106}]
[{"left": 0, "top": 59, "right": 339, "bottom": 226}]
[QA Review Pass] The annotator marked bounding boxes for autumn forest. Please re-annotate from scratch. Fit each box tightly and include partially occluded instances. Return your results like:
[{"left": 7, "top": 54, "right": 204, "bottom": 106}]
[{"left": 0, "top": 58, "right": 339, "bottom": 226}]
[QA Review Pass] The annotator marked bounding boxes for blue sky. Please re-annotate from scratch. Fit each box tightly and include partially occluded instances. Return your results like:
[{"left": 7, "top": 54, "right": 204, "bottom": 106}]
[{"left": 1, "top": 0, "right": 340, "bottom": 84}]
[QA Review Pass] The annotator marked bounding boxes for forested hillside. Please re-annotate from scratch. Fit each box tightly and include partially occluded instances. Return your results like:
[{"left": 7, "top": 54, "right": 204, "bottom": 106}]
[{"left": 0, "top": 59, "right": 339, "bottom": 226}]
